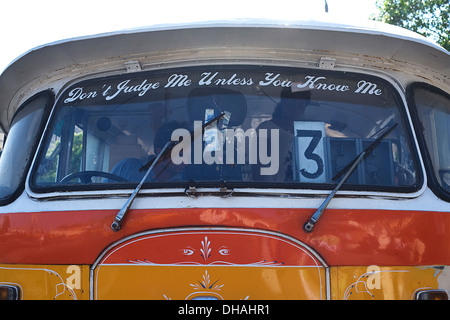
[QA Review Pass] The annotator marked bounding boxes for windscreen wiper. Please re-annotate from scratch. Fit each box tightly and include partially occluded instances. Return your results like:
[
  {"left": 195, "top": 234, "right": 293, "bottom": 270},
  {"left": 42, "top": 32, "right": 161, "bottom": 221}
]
[
  {"left": 303, "top": 122, "right": 398, "bottom": 233},
  {"left": 111, "top": 112, "right": 225, "bottom": 231},
  {"left": 331, "top": 123, "right": 399, "bottom": 181}
]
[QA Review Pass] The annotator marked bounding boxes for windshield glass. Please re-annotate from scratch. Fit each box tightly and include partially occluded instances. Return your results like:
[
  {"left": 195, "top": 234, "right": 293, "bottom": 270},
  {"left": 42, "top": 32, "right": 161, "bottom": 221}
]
[
  {"left": 31, "top": 66, "right": 421, "bottom": 192},
  {"left": 0, "top": 91, "right": 52, "bottom": 203},
  {"left": 410, "top": 85, "right": 450, "bottom": 199}
]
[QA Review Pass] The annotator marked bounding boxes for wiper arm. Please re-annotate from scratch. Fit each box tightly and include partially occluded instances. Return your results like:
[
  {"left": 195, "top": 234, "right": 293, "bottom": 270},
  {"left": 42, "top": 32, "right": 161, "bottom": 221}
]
[
  {"left": 331, "top": 123, "right": 398, "bottom": 181},
  {"left": 111, "top": 140, "right": 172, "bottom": 231},
  {"left": 303, "top": 122, "right": 398, "bottom": 233},
  {"left": 111, "top": 112, "right": 225, "bottom": 232}
]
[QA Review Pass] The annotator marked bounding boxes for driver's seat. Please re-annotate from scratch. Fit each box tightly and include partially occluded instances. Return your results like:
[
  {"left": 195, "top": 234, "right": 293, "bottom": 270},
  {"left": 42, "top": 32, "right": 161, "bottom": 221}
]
[{"left": 109, "top": 135, "right": 144, "bottom": 171}]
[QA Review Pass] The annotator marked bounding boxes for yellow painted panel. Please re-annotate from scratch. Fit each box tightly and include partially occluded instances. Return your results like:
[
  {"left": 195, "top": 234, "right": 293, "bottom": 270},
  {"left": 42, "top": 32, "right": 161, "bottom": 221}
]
[
  {"left": 332, "top": 266, "right": 442, "bottom": 300},
  {"left": 94, "top": 265, "right": 326, "bottom": 300},
  {"left": 0, "top": 264, "right": 89, "bottom": 300}
]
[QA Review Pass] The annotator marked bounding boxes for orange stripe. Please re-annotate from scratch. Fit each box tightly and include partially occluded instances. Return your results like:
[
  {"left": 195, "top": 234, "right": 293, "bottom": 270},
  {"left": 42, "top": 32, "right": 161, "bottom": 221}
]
[{"left": 0, "top": 208, "right": 449, "bottom": 265}]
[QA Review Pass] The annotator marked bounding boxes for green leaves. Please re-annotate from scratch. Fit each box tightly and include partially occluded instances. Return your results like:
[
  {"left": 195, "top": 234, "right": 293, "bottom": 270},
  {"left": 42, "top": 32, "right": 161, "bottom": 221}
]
[{"left": 375, "top": 0, "right": 449, "bottom": 51}]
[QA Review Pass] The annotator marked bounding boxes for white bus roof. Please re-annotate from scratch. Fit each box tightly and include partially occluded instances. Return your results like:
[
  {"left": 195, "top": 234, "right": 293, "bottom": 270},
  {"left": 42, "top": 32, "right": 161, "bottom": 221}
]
[{"left": 0, "top": 17, "right": 448, "bottom": 132}]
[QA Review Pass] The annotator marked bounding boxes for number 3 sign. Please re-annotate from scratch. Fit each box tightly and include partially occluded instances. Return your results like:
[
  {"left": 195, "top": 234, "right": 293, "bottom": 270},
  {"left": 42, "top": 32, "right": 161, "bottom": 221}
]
[{"left": 294, "top": 121, "right": 327, "bottom": 183}]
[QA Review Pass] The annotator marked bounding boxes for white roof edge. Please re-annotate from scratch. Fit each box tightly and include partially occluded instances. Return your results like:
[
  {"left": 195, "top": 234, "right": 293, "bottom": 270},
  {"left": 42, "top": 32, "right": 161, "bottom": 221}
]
[{"left": 2, "top": 17, "right": 447, "bottom": 74}]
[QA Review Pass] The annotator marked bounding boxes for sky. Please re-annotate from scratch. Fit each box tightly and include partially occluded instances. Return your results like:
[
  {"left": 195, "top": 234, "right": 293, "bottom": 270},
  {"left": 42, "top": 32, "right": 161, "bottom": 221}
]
[{"left": 0, "top": 0, "right": 379, "bottom": 73}]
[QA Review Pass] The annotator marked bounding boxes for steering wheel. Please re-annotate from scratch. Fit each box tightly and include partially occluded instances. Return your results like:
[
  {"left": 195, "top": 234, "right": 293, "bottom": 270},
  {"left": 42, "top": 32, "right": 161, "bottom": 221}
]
[{"left": 60, "top": 171, "right": 127, "bottom": 184}]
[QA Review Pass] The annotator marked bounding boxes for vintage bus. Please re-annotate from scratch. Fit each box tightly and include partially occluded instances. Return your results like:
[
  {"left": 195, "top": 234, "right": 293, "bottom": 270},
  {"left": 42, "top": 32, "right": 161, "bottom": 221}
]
[{"left": 0, "top": 18, "right": 449, "bottom": 300}]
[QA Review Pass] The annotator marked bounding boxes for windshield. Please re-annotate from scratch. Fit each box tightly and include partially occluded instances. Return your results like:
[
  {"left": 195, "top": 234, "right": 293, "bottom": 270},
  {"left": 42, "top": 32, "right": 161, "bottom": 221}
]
[
  {"left": 0, "top": 91, "right": 52, "bottom": 204},
  {"left": 31, "top": 66, "right": 421, "bottom": 193},
  {"left": 410, "top": 84, "right": 450, "bottom": 200}
]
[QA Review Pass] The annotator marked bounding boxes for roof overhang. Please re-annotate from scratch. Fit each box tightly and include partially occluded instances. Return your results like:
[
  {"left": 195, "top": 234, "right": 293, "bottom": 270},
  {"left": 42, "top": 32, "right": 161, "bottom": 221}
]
[{"left": 0, "top": 18, "right": 448, "bottom": 132}]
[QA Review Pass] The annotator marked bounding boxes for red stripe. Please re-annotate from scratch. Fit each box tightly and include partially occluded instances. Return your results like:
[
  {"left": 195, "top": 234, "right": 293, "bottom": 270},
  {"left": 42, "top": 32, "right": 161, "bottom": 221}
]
[{"left": 0, "top": 208, "right": 448, "bottom": 265}]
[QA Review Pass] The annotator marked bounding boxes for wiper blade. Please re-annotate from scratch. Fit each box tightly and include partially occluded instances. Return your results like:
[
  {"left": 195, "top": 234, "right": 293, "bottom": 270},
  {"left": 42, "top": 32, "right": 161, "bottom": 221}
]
[
  {"left": 303, "top": 122, "right": 398, "bottom": 233},
  {"left": 111, "top": 112, "right": 225, "bottom": 232},
  {"left": 110, "top": 141, "right": 172, "bottom": 231}
]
